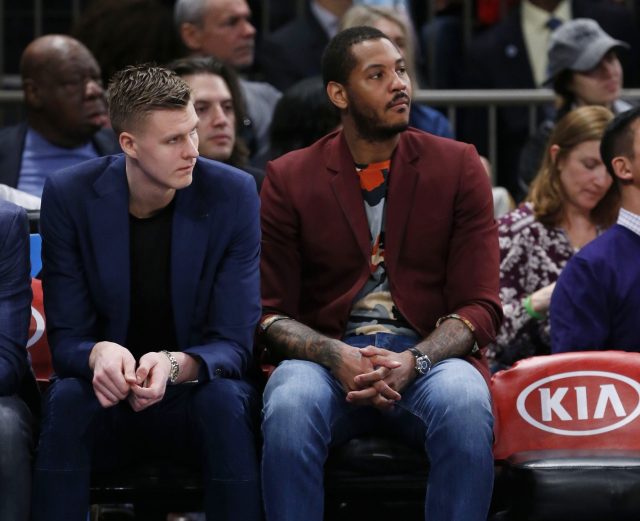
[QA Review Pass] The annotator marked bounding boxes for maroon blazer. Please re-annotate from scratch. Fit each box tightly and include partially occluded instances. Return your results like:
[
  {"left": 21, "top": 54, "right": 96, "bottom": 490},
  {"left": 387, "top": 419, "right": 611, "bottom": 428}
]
[{"left": 260, "top": 128, "right": 502, "bottom": 371}]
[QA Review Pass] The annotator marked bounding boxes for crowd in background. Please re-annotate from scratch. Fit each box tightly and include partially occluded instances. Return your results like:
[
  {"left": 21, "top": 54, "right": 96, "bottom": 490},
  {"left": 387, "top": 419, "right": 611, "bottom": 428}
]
[
  {"left": 1, "top": 0, "right": 639, "bottom": 369},
  {"left": 2, "top": 2, "right": 640, "bottom": 519}
]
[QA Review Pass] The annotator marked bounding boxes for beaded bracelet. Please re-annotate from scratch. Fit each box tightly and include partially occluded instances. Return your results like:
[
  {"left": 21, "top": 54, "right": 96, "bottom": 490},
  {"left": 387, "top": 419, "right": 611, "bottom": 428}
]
[
  {"left": 522, "top": 295, "right": 545, "bottom": 320},
  {"left": 435, "top": 313, "right": 479, "bottom": 355},
  {"left": 259, "top": 314, "right": 293, "bottom": 334}
]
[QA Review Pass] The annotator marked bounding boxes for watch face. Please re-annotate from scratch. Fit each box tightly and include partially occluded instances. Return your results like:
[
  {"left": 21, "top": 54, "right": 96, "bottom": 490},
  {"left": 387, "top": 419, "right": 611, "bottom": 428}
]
[{"left": 416, "top": 357, "right": 430, "bottom": 375}]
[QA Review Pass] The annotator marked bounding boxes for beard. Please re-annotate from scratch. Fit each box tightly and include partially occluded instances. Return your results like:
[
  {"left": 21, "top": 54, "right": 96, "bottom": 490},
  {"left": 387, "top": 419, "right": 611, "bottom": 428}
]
[{"left": 348, "top": 92, "right": 410, "bottom": 142}]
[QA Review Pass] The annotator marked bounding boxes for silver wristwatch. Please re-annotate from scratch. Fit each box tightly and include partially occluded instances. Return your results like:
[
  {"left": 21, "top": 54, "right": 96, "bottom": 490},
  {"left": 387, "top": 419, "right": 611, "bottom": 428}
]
[{"left": 408, "top": 347, "right": 432, "bottom": 376}]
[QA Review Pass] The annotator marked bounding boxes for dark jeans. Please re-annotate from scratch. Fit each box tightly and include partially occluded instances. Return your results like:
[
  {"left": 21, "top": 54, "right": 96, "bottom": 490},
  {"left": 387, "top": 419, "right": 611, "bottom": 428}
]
[
  {"left": 0, "top": 395, "right": 33, "bottom": 521},
  {"left": 31, "top": 377, "right": 262, "bottom": 521}
]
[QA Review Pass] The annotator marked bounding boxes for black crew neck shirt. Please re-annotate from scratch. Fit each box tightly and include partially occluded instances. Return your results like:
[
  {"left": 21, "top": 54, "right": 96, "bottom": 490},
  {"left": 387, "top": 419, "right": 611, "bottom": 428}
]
[{"left": 126, "top": 200, "right": 178, "bottom": 361}]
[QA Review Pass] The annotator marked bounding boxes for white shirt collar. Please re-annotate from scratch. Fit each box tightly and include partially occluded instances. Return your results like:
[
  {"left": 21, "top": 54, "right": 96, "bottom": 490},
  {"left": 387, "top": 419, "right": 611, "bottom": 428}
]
[
  {"left": 617, "top": 207, "right": 640, "bottom": 237},
  {"left": 522, "top": 0, "right": 570, "bottom": 30},
  {"left": 521, "top": 0, "right": 571, "bottom": 86}
]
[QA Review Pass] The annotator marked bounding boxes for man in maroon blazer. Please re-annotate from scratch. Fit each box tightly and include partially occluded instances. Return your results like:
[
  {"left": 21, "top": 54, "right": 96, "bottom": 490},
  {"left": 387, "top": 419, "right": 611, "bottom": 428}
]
[{"left": 259, "top": 26, "right": 502, "bottom": 521}]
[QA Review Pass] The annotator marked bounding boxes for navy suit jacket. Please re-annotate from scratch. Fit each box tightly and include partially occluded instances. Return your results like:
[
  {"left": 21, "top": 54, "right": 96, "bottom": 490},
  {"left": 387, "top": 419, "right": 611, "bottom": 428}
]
[
  {"left": 40, "top": 154, "right": 261, "bottom": 382},
  {"left": 257, "top": 7, "right": 329, "bottom": 92},
  {"left": 0, "top": 200, "right": 39, "bottom": 408},
  {"left": 0, "top": 122, "right": 121, "bottom": 188}
]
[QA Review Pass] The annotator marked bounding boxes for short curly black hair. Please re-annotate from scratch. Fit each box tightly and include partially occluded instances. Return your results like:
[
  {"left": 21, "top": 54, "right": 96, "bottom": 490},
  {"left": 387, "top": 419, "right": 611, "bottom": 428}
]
[
  {"left": 600, "top": 105, "right": 640, "bottom": 178},
  {"left": 321, "top": 26, "right": 389, "bottom": 87}
]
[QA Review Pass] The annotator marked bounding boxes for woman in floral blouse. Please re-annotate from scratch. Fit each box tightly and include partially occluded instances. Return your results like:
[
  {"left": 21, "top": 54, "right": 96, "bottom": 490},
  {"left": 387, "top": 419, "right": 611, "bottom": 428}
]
[{"left": 489, "top": 106, "right": 619, "bottom": 371}]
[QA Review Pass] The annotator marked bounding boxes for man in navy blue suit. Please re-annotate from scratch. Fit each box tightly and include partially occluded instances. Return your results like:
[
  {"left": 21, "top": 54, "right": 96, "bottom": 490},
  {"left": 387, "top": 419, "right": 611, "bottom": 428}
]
[
  {"left": 31, "top": 64, "right": 263, "bottom": 521},
  {"left": 0, "top": 200, "right": 36, "bottom": 521}
]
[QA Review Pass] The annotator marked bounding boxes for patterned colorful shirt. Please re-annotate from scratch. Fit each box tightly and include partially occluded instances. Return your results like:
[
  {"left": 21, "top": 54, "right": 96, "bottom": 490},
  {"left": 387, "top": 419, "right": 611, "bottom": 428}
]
[
  {"left": 488, "top": 203, "right": 575, "bottom": 371},
  {"left": 344, "top": 160, "right": 417, "bottom": 338}
]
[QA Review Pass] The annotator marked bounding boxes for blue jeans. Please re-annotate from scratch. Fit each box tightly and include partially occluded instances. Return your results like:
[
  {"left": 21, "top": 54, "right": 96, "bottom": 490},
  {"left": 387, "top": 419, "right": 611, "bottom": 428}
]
[
  {"left": 0, "top": 395, "right": 33, "bottom": 521},
  {"left": 32, "top": 377, "right": 262, "bottom": 521},
  {"left": 261, "top": 333, "right": 494, "bottom": 521}
]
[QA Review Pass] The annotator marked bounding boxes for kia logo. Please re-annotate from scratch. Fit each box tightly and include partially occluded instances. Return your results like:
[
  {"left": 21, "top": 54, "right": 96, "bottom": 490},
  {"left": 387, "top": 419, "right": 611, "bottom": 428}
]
[
  {"left": 516, "top": 371, "right": 640, "bottom": 436},
  {"left": 27, "top": 306, "right": 45, "bottom": 348}
]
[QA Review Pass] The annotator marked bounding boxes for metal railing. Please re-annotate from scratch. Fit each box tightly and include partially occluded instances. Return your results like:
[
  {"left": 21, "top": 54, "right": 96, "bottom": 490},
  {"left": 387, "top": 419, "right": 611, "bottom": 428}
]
[
  {"left": 3, "top": 0, "right": 639, "bottom": 92},
  {"left": 3, "top": 87, "right": 640, "bottom": 184},
  {"left": 416, "top": 88, "right": 640, "bottom": 183}
]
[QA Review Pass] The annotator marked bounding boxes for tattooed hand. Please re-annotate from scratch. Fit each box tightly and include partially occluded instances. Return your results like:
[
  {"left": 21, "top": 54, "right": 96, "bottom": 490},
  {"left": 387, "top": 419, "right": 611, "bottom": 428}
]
[{"left": 265, "top": 319, "right": 402, "bottom": 409}]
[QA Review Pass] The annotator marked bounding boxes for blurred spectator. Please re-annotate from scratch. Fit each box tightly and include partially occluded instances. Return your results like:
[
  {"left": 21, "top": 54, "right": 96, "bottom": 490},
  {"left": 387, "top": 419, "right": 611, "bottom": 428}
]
[
  {"left": 419, "top": 0, "right": 465, "bottom": 89},
  {"left": 258, "top": 0, "right": 353, "bottom": 92},
  {"left": 249, "top": 0, "right": 299, "bottom": 33},
  {"left": 268, "top": 76, "right": 341, "bottom": 160},
  {"left": 169, "top": 56, "right": 265, "bottom": 190},
  {"left": 0, "top": 35, "right": 119, "bottom": 204},
  {"left": 460, "top": 0, "right": 640, "bottom": 198},
  {"left": 517, "top": 18, "right": 632, "bottom": 199},
  {"left": 551, "top": 106, "right": 640, "bottom": 352},
  {"left": 0, "top": 200, "right": 38, "bottom": 521},
  {"left": 72, "top": 0, "right": 186, "bottom": 86},
  {"left": 489, "top": 106, "right": 617, "bottom": 371},
  {"left": 478, "top": 156, "right": 515, "bottom": 218},
  {"left": 340, "top": 4, "right": 453, "bottom": 138},
  {"left": 355, "top": 0, "right": 408, "bottom": 7},
  {"left": 175, "top": 0, "right": 281, "bottom": 163}
]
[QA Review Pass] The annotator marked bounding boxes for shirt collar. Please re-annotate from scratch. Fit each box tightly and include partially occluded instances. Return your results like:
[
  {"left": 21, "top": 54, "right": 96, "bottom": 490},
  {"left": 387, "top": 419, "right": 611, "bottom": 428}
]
[
  {"left": 617, "top": 207, "right": 640, "bottom": 237},
  {"left": 522, "top": 0, "right": 571, "bottom": 29},
  {"left": 311, "top": 1, "right": 340, "bottom": 39}
]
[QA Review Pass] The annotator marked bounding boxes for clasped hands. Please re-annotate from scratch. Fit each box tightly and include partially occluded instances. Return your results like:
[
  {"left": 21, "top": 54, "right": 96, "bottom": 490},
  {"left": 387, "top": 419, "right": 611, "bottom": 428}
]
[
  {"left": 88, "top": 341, "right": 172, "bottom": 411},
  {"left": 332, "top": 344, "right": 416, "bottom": 411}
]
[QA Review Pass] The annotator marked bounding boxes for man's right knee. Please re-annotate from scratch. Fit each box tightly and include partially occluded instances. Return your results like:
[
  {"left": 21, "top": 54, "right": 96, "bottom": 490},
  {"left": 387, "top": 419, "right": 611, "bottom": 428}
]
[
  {"left": 43, "top": 377, "right": 97, "bottom": 413},
  {"left": 39, "top": 377, "right": 103, "bottom": 441},
  {"left": 262, "top": 360, "right": 337, "bottom": 443},
  {"left": 0, "top": 396, "right": 32, "bottom": 457}
]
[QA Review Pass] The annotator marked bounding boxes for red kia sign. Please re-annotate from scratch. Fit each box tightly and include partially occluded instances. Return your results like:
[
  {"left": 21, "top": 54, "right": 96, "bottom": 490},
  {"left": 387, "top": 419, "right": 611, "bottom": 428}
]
[
  {"left": 492, "top": 352, "right": 640, "bottom": 459},
  {"left": 516, "top": 371, "right": 640, "bottom": 436},
  {"left": 28, "top": 304, "right": 45, "bottom": 349},
  {"left": 27, "top": 278, "right": 53, "bottom": 382}
]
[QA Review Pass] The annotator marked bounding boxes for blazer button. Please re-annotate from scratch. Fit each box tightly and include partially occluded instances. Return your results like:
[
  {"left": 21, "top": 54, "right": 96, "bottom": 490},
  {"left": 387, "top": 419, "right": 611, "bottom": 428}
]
[{"left": 214, "top": 368, "right": 224, "bottom": 377}]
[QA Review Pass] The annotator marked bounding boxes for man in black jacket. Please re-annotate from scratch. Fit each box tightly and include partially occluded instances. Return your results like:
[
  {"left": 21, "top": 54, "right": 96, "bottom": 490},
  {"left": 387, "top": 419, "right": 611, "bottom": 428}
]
[{"left": 460, "top": 0, "right": 640, "bottom": 198}]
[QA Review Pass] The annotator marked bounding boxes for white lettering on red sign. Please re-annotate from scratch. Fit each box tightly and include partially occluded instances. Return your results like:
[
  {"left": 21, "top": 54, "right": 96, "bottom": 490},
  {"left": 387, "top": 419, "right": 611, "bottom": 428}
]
[{"left": 516, "top": 371, "right": 640, "bottom": 436}]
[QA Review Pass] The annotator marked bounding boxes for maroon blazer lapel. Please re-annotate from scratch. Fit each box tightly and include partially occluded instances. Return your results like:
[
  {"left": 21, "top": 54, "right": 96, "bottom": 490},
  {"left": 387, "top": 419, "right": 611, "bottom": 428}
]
[
  {"left": 385, "top": 133, "right": 420, "bottom": 271},
  {"left": 327, "top": 133, "right": 371, "bottom": 265}
]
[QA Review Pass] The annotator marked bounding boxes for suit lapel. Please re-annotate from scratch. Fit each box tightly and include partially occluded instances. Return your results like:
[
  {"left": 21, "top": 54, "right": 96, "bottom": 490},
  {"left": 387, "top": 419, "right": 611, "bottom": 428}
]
[
  {"left": 0, "top": 123, "right": 27, "bottom": 188},
  {"left": 328, "top": 134, "right": 371, "bottom": 264},
  {"left": 385, "top": 134, "right": 419, "bottom": 270},
  {"left": 87, "top": 156, "right": 131, "bottom": 339},
  {"left": 503, "top": 8, "right": 536, "bottom": 88},
  {"left": 171, "top": 166, "right": 211, "bottom": 349}
]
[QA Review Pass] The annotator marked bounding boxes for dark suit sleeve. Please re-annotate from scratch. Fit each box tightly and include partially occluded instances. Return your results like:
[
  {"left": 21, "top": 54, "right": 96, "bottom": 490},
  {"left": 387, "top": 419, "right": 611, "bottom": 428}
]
[
  {"left": 550, "top": 255, "right": 609, "bottom": 353},
  {"left": 40, "top": 178, "right": 98, "bottom": 380},
  {"left": 260, "top": 161, "right": 302, "bottom": 319},
  {"left": 445, "top": 144, "right": 503, "bottom": 347},
  {"left": 258, "top": 36, "right": 303, "bottom": 92},
  {"left": 183, "top": 176, "right": 262, "bottom": 379},
  {"left": 0, "top": 205, "right": 32, "bottom": 395}
]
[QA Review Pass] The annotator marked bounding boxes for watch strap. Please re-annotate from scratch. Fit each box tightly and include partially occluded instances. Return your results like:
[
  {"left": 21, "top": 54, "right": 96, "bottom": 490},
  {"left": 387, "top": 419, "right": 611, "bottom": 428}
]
[
  {"left": 160, "top": 350, "right": 179, "bottom": 384},
  {"left": 408, "top": 347, "right": 432, "bottom": 376}
]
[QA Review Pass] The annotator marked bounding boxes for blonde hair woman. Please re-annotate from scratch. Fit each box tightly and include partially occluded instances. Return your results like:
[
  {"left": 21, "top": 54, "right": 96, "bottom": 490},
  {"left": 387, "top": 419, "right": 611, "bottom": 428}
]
[{"left": 490, "top": 105, "right": 619, "bottom": 370}]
